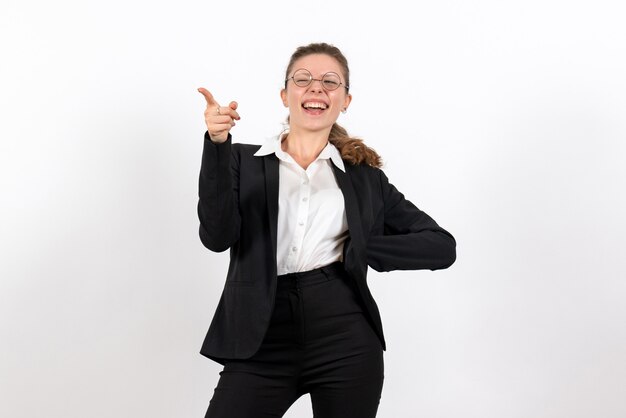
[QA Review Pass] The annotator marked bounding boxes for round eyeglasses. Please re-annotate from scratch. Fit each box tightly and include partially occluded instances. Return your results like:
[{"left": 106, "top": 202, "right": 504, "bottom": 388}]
[{"left": 285, "top": 69, "right": 349, "bottom": 91}]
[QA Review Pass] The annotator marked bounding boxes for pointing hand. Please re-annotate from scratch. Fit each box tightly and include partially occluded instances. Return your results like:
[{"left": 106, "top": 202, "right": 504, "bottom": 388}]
[{"left": 197, "top": 87, "right": 240, "bottom": 143}]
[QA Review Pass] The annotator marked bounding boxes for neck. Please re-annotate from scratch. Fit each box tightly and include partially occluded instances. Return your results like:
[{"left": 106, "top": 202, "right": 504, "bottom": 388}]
[{"left": 281, "top": 127, "right": 332, "bottom": 170}]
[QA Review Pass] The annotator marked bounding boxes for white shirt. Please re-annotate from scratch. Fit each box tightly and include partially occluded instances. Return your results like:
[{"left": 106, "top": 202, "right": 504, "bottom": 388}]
[{"left": 254, "top": 136, "right": 349, "bottom": 275}]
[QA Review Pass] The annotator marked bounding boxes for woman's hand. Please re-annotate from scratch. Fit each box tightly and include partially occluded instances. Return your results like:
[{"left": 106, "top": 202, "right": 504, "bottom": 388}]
[{"left": 197, "top": 88, "right": 240, "bottom": 143}]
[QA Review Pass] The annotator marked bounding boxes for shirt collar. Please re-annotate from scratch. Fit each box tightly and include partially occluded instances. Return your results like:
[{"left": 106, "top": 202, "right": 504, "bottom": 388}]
[{"left": 254, "top": 135, "right": 346, "bottom": 172}]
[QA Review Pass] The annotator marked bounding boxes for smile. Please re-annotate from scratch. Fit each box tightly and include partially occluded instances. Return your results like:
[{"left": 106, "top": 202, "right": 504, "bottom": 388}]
[{"left": 302, "top": 101, "right": 328, "bottom": 110}]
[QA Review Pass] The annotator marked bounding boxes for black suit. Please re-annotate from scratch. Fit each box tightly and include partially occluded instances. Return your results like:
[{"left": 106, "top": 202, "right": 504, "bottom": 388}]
[{"left": 198, "top": 133, "right": 456, "bottom": 363}]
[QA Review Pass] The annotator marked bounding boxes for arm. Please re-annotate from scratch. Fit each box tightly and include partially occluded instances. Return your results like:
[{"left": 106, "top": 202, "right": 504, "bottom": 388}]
[
  {"left": 366, "top": 170, "right": 456, "bottom": 272},
  {"left": 197, "top": 133, "right": 241, "bottom": 252}
]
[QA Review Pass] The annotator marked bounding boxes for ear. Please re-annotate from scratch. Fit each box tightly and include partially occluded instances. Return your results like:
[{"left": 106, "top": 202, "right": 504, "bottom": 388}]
[
  {"left": 280, "top": 89, "right": 288, "bottom": 107},
  {"left": 343, "top": 93, "right": 352, "bottom": 111}
]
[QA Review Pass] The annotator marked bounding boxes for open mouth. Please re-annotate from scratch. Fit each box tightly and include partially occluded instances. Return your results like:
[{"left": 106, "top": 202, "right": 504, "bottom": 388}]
[{"left": 302, "top": 101, "right": 328, "bottom": 114}]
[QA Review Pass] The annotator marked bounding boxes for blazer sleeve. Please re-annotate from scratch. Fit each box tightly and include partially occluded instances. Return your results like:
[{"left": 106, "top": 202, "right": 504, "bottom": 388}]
[
  {"left": 197, "top": 132, "right": 241, "bottom": 252},
  {"left": 366, "top": 170, "right": 456, "bottom": 272}
]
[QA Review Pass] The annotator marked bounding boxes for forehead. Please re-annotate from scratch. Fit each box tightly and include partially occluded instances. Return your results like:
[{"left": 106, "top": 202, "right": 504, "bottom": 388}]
[{"left": 291, "top": 53, "right": 344, "bottom": 76}]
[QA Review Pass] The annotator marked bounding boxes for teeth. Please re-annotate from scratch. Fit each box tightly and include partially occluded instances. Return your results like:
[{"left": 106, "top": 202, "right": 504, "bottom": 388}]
[{"left": 303, "top": 102, "right": 327, "bottom": 109}]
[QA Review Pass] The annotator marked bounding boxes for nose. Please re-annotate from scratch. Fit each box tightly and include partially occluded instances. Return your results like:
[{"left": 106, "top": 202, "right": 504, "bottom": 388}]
[{"left": 308, "top": 78, "right": 324, "bottom": 92}]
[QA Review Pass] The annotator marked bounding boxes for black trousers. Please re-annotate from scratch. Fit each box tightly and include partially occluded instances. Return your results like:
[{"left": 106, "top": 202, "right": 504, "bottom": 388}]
[{"left": 205, "top": 262, "right": 384, "bottom": 418}]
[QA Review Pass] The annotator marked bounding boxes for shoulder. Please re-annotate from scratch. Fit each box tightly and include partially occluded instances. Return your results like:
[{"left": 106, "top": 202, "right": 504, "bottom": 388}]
[
  {"left": 232, "top": 142, "right": 262, "bottom": 155},
  {"left": 230, "top": 141, "right": 267, "bottom": 171},
  {"left": 230, "top": 141, "right": 263, "bottom": 165},
  {"left": 232, "top": 141, "right": 261, "bottom": 152},
  {"left": 344, "top": 160, "right": 385, "bottom": 180},
  {"left": 342, "top": 161, "right": 388, "bottom": 196}
]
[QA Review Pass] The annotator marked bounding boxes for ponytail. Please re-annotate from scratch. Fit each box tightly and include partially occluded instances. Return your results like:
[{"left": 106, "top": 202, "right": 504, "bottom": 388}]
[{"left": 329, "top": 123, "right": 382, "bottom": 168}]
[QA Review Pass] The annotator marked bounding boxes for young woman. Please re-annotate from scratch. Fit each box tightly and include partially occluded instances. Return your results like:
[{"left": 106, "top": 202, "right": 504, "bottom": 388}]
[{"left": 197, "top": 42, "right": 456, "bottom": 418}]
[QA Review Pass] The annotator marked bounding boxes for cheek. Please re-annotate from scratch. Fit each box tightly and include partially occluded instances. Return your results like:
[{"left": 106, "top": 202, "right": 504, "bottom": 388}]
[
  {"left": 333, "top": 95, "right": 347, "bottom": 109},
  {"left": 284, "top": 91, "right": 296, "bottom": 107}
]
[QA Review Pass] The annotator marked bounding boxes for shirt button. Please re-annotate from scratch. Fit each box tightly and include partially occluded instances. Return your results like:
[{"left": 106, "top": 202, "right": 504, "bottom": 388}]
[
  {"left": 302, "top": 197, "right": 308, "bottom": 202},
  {"left": 292, "top": 247, "right": 298, "bottom": 252},
  {"left": 298, "top": 221, "right": 304, "bottom": 226}
]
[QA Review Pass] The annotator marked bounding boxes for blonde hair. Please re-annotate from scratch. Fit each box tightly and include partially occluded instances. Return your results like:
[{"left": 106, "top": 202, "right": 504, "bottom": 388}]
[{"left": 285, "top": 43, "right": 383, "bottom": 168}]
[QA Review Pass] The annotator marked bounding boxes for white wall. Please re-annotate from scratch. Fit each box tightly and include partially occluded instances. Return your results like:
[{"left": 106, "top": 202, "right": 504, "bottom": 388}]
[{"left": 1, "top": 1, "right": 625, "bottom": 417}]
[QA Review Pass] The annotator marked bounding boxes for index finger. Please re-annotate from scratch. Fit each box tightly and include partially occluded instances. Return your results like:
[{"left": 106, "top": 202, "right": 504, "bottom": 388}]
[{"left": 197, "top": 87, "right": 219, "bottom": 107}]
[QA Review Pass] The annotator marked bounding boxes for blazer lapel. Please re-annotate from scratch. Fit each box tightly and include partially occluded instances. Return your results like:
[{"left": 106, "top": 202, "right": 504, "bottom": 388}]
[
  {"left": 332, "top": 165, "right": 366, "bottom": 274},
  {"left": 264, "top": 154, "right": 280, "bottom": 260}
]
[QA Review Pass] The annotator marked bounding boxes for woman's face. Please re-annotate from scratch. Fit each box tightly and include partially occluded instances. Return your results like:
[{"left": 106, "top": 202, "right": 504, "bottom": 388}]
[{"left": 281, "top": 53, "right": 352, "bottom": 135}]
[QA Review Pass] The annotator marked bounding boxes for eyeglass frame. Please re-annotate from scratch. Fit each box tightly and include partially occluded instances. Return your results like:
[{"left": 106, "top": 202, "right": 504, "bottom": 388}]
[{"left": 285, "top": 68, "right": 350, "bottom": 91}]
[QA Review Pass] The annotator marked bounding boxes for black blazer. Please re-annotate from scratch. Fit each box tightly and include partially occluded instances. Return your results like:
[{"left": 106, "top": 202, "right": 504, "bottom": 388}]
[{"left": 198, "top": 133, "right": 456, "bottom": 363}]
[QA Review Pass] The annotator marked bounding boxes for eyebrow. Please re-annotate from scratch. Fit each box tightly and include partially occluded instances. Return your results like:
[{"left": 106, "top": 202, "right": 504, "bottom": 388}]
[{"left": 294, "top": 69, "right": 342, "bottom": 77}]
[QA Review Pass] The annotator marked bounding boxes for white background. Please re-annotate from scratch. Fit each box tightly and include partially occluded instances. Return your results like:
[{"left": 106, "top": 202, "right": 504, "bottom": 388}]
[{"left": 1, "top": 0, "right": 625, "bottom": 417}]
